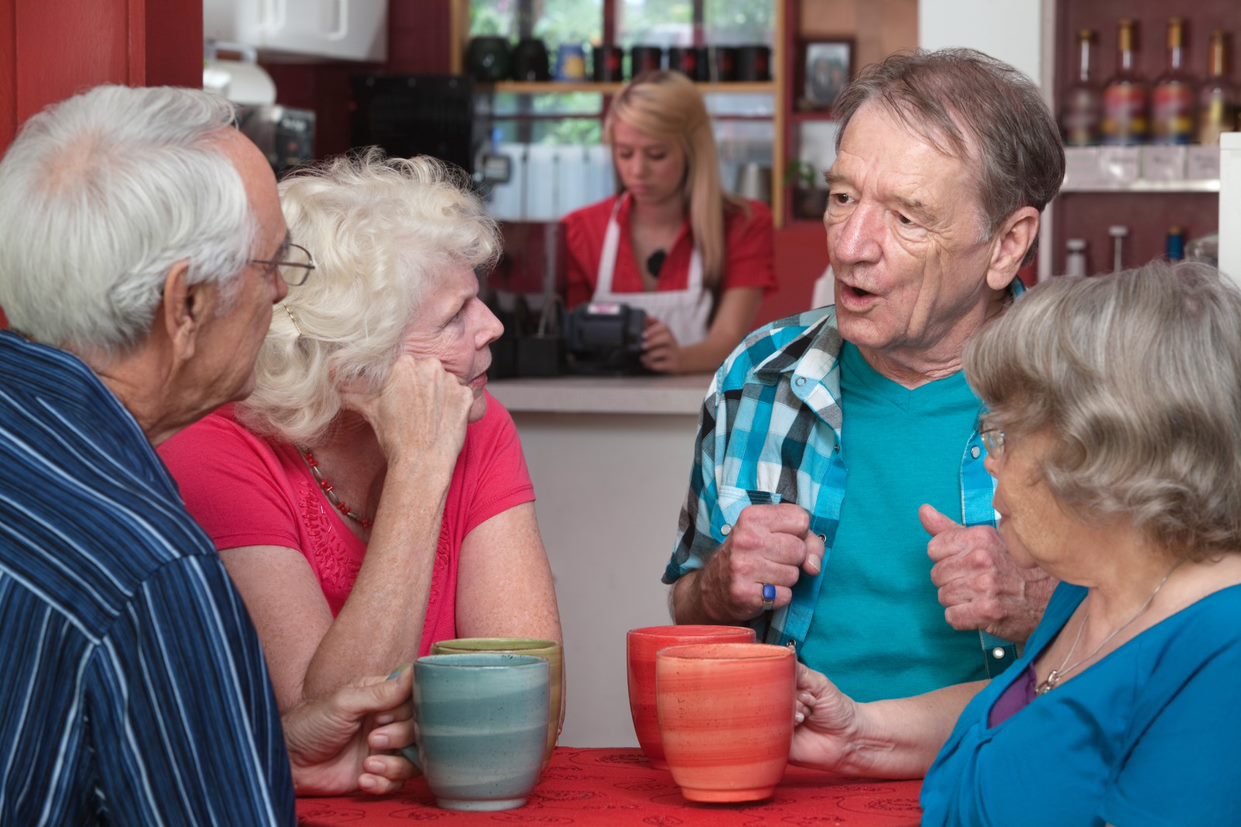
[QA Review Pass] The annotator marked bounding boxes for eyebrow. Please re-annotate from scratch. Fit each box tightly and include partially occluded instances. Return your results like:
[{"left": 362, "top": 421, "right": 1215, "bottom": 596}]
[{"left": 824, "top": 171, "right": 936, "bottom": 222}]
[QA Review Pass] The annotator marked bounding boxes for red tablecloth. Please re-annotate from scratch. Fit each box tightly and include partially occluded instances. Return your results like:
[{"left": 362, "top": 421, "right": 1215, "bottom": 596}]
[{"left": 296, "top": 747, "right": 922, "bottom": 826}]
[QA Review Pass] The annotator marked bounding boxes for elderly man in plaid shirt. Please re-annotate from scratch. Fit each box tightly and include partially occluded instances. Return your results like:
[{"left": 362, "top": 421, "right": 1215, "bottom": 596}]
[{"left": 664, "top": 49, "right": 1065, "bottom": 702}]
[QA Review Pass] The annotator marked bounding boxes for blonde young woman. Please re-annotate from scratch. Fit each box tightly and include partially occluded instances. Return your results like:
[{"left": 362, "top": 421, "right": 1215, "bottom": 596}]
[
  {"left": 160, "top": 152, "right": 562, "bottom": 713},
  {"left": 561, "top": 70, "right": 776, "bottom": 374}
]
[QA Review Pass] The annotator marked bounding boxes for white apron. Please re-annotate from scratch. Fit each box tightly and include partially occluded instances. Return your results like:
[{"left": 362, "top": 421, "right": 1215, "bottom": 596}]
[{"left": 591, "top": 195, "right": 713, "bottom": 346}]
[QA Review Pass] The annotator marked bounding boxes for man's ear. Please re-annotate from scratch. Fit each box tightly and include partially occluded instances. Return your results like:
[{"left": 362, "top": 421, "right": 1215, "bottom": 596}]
[
  {"left": 985, "top": 206, "right": 1040, "bottom": 291},
  {"left": 159, "top": 262, "right": 213, "bottom": 364}
]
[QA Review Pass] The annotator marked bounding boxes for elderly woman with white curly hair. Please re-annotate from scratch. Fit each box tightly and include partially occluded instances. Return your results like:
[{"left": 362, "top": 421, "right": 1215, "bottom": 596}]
[
  {"left": 790, "top": 260, "right": 1241, "bottom": 825},
  {"left": 160, "top": 151, "right": 562, "bottom": 713}
]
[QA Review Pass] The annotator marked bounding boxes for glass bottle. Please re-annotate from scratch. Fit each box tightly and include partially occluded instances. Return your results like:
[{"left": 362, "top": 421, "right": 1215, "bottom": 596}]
[
  {"left": 1061, "top": 29, "right": 1102, "bottom": 146},
  {"left": 1102, "top": 19, "right": 1149, "bottom": 145},
  {"left": 1151, "top": 17, "right": 1197, "bottom": 144},
  {"left": 1065, "top": 239, "right": 1088, "bottom": 277},
  {"left": 1198, "top": 30, "right": 1239, "bottom": 146},
  {"left": 1166, "top": 226, "right": 1186, "bottom": 262}
]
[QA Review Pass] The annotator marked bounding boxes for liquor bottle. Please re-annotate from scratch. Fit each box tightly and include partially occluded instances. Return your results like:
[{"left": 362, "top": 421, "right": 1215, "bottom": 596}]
[
  {"left": 1060, "top": 29, "right": 1102, "bottom": 146},
  {"left": 1109, "top": 225, "right": 1129, "bottom": 272},
  {"left": 1166, "top": 226, "right": 1186, "bottom": 262},
  {"left": 1151, "top": 17, "right": 1197, "bottom": 144},
  {"left": 1065, "top": 239, "right": 1088, "bottom": 277},
  {"left": 1198, "top": 30, "right": 1239, "bottom": 146},
  {"left": 1102, "top": 19, "right": 1149, "bottom": 145}
]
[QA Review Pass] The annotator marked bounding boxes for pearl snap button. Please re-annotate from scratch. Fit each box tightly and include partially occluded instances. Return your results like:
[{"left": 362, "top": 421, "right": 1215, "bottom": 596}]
[
  {"left": 721, "top": 524, "right": 732, "bottom": 536},
  {"left": 971, "top": 446, "right": 982, "bottom": 459},
  {"left": 992, "top": 647, "right": 1007, "bottom": 659}
]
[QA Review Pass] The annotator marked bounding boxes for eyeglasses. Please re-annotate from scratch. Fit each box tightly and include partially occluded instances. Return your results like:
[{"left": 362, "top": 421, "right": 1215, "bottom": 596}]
[
  {"left": 250, "top": 241, "right": 316, "bottom": 287},
  {"left": 981, "top": 428, "right": 1007, "bottom": 459}
]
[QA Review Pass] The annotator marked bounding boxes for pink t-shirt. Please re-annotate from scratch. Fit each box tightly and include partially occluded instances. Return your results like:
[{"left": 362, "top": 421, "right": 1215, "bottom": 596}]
[{"left": 158, "top": 392, "right": 535, "bottom": 656}]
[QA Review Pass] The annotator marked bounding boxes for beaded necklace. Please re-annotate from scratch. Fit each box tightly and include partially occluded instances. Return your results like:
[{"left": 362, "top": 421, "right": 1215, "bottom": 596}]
[{"left": 299, "top": 447, "right": 373, "bottom": 530}]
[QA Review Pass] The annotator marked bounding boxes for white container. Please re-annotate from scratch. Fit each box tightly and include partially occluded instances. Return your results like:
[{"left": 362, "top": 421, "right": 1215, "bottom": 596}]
[
  {"left": 586, "top": 144, "right": 615, "bottom": 206},
  {"left": 1219, "top": 133, "right": 1241, "bottom": 286},
  {"left": 524, "top": 144, "right": 561, "bottom": 222},
  {"left": 204, "top": 0, "right": 387, "bottom": 62},
  {"left": 487, "top": 143, "right": 527, "bottom": 223}
]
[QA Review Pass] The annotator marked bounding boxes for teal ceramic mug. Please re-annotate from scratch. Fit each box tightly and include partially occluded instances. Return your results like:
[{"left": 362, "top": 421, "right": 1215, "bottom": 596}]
[{"left": 409, "top": 653, "right": 550, "bottom": 812}]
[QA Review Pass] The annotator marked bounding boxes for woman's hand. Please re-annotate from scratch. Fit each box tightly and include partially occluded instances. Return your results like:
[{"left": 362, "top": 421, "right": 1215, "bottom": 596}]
[
  {"left": 285, "top": 668, "right": 418, "bottom": 796},
  {"left": 641, "top": 317, "right": 683, "bottom": 373},
  {"left": 790, "top": 663, "right": 861, "bottom": 772},
  {"left": 340, "top": 355, "right": 473, "bottom": 467}
]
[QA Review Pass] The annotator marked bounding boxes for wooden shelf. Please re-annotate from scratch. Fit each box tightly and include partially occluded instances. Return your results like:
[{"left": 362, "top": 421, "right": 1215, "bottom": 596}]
[
  {"left": 788, "top": 109, "right": 836, "bottom": 124},
  {"left": 1059, "top": 179, "right": 1221, "bottom": 194},
  {"left": 485, "top": 81, "right": 778, "bottom": 96}
]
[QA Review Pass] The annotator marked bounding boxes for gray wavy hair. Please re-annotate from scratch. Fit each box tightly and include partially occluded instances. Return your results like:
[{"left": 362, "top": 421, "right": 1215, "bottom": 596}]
[
  {"left": 0, "top": 85, "right": 256, "bottom": 357},
  {"left": 965, "top": 260, "right": 1241, "bottom": 560},
  {"left": 833, "top": 48, "right": 1063, "bottom": 260},
  {"left": 237, "top": 150, "right": 501, "bottom": 446}
]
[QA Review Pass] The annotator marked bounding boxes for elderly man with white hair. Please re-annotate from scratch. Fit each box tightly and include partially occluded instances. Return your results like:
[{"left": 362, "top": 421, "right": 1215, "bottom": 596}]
[{"left": 0, "top": 85, "right": 415, "bottom": 825}]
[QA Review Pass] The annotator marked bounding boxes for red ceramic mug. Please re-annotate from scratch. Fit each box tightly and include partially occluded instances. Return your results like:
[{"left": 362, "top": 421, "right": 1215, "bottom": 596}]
[
  {"left": 626, "top": 625, "right": 755, "bottom": 768},
  {"left": 656, "top": 642, "right": 796, "bottom": 803}
]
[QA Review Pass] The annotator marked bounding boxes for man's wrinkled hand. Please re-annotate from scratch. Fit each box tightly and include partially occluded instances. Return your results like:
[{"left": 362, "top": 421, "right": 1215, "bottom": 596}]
[
  {"left": 696, "top": 503, "right": 824, "bottom": 622},
  {"left": 920, "top": 504, "right": 1055, "bottom": 645}
]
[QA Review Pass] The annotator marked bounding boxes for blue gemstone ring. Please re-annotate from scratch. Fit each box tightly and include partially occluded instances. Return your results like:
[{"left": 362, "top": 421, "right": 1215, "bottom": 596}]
[{"left": 761, "top": 583, "right": 776, "bottom": 612}]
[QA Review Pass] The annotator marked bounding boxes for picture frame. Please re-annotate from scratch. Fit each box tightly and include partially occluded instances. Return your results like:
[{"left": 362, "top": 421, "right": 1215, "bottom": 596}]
[{"left": 799, "top": 40, "right": 853, "bottom": 111}]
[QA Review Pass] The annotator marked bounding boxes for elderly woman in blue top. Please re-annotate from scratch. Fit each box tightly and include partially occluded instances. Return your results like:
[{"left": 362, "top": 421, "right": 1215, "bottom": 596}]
[{"left": 790, "top": 260, "right": 1241, "bottom": 825}]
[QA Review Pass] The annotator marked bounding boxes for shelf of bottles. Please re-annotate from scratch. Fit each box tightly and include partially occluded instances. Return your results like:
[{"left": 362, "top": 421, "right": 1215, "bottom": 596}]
[
  {"left": 1059, "top": 18, "right": 1237, "bottom": 193},
  {"left": 485, "top": 81, "right": 777, "bottom": 96}
]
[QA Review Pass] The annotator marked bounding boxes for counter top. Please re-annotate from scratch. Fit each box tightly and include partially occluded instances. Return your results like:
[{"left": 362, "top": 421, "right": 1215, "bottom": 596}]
[{"left": 489, "top": 374, "right": 711, "bottom": 415}]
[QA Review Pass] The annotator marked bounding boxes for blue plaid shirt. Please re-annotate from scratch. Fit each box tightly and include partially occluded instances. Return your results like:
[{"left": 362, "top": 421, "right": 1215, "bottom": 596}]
[{"left": 663, "top": 305, "right": 1017, "bottom": 677}]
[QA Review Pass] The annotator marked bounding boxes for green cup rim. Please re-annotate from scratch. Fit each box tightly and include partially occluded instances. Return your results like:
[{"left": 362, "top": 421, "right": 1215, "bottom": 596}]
[
  {"left": 416, "top": 652, "right": 548, "bottom": 670},
  {"left": 432, "top": 637, "right": 560, "bottom": 653}
]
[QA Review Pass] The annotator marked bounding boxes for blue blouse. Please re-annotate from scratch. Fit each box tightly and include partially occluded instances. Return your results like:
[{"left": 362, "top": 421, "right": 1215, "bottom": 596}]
[{"left": 922, "top": 580, "right": 1241, "bottom": 826}]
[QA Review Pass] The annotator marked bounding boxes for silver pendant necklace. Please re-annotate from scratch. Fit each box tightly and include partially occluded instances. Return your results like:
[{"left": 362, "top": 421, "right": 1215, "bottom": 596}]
[{"left": 1035, "top": 559, "right": 1184, "bottom": 696}]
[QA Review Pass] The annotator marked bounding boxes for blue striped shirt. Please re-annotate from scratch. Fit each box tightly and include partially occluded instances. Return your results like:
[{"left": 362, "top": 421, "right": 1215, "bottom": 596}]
[
  {"left": 0, "top": 332, "right": 294, "bottom": 825},
  {"left": 663, "top": 305, "right": 1017, "bottom": 678}
]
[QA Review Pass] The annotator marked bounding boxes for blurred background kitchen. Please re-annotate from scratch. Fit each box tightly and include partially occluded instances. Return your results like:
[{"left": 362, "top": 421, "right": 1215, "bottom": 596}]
[{"left": 3, "top": 0, "right": 1239, "bottom": 749}]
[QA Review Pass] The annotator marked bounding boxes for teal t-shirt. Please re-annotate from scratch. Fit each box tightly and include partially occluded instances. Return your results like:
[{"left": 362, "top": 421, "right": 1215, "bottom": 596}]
[{"left": 800, "top": 343, "right": 988, "bottom": 701}]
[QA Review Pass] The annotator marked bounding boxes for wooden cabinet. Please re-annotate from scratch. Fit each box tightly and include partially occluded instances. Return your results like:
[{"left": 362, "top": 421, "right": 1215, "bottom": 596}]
[
  {"left": 1, "top": 0, "right": 202, "bottom": 154},
  {"left": 449, "top": 0, "right": 788, "bottom": 224},
  {"left": 1044, "top": 0, "right": 1236, "bottom": 276},
  {"left": 778, "top": 0, "right": 918, "bottom": 226}
]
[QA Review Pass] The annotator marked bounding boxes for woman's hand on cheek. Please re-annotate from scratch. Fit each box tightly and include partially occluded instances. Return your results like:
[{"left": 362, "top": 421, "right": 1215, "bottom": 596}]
[{"left": 339, "top": 355, "right": 471, "bottom": 465}]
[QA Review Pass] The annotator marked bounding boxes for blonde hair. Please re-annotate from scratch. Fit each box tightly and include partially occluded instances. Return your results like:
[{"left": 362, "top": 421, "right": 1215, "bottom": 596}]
[
  {"left": 604, "top": 71, "right": 746, "bottom": 289},
  {"left": 237, "top": 150, "right": 500, "bottom": 445}
]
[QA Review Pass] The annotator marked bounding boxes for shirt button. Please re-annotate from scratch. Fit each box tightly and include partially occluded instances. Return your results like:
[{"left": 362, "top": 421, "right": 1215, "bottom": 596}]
[
  {"left": 991, "top": 647, "right": 1007, "bottom": 659},
  {"left": 971, "top": 446, "right": 982, "bottom": 459},
  {"left": 795, "top": 377, "right": 806, "bottom": 387},
  {"left": 721, "top": 524, "right": 732, "bottom": 536}
]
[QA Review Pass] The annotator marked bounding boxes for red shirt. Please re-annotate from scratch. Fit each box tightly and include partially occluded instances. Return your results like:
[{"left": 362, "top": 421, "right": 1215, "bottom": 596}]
[
  {"left": 158, "top": 394, "right": 535, "bottom": 656},
  {"left": 561, "top": 195, "right": 777, "bottom": 308}
]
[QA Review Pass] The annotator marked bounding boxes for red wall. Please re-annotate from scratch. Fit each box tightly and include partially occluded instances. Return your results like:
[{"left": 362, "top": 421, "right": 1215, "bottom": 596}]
[
  {"left": 0, "top": 0, "right": 202, "bottom": 326},
  {"left": 1, "top": 0, "right": 201, "bottom": 150}
]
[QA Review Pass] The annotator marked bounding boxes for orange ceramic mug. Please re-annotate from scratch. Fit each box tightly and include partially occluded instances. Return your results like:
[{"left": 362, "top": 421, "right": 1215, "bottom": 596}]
[
  {"left": 626, "top": 625, "right": 755, "bottom": 768},
  {"left": 656, "top": 642, "right": 796, "bottom": 803}
]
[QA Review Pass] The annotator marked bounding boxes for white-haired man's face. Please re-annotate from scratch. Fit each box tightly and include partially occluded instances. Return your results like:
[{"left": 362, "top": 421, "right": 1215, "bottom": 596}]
[
  {"left": 181, "top": 130, "right": 289, "bottom": 413},
  {"left": 824, "top": 102, "right": 1010, "bottom": 380}
]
